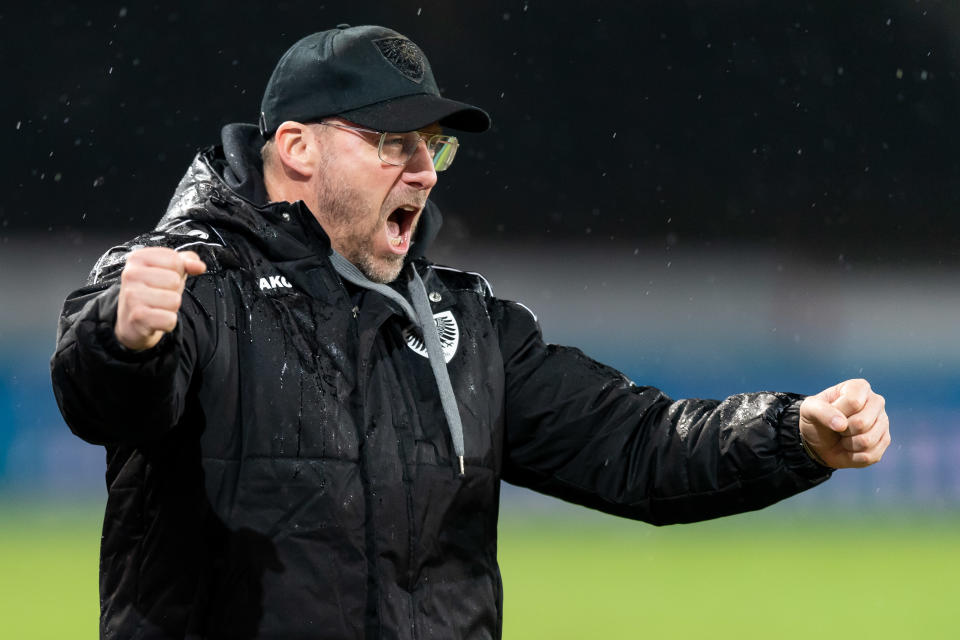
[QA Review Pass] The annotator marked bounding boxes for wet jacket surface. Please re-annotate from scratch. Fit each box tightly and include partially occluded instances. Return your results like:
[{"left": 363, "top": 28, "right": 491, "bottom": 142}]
[{"left": 51, "top": 123, "right": 832, "bottom": 640}]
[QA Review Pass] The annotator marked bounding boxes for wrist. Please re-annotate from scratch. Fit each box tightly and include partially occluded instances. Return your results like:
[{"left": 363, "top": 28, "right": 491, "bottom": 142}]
[{"left": 799, "top": 430, "right": 834, "bottom": 469}]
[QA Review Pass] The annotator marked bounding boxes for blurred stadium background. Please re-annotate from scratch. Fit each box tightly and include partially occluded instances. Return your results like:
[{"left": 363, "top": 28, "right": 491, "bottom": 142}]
[{"left": 3, "top": 1, "right": 958, "bottom": 638}]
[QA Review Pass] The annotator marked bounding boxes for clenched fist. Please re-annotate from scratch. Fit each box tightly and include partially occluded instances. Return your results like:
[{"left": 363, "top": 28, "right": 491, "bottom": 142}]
[
  {"left": 115, "top": 247, "right": 207, "bottom": 351},
  {"left": 799, "top": 378, "right": 890, "bottom": 469}
]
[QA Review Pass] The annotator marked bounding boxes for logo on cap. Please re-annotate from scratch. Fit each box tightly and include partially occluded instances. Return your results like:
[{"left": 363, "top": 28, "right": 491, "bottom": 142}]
[{"left": 373, "top": 37, "right": 425, "bottom": 84}]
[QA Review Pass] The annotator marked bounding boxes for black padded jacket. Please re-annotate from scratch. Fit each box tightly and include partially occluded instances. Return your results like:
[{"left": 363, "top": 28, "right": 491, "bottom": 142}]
[{"left": 50, "top": 123, "right": 832, "bottom": 640}]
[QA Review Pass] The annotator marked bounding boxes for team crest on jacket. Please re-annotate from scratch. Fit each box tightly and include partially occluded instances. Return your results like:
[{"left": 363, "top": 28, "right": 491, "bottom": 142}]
[{"left": 403, "top": 311, "right": 459, "bottom": 363}]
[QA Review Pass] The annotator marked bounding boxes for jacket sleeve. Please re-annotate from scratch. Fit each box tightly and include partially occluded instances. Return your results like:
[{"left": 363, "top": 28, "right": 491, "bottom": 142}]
[
  {"left": 493, "top": 298, "right": 832, "bottom": 525},
  {"left": 50, "top": 270, "right": 217, "bottom": 447}
]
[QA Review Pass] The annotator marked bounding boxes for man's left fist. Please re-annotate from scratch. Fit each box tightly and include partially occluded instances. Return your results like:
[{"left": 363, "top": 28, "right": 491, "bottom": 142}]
[{"left": 798, "top": 378, "right": 890, "bottom": 469}]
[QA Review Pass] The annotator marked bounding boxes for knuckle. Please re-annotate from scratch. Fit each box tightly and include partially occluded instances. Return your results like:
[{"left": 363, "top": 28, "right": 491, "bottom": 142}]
[
  {"left": 159, "top": 271, "right": 181, "bottom": 291},
  {"left": 120, "top": 265, "right": 136, "bottom": 284},
  {"left": 128, "top": 306, "right": 149, "bottom": 327},
  {"left": 852, "top": 452, "right": 874, "bottom": 467},
  {"left": 154, "top": 291, "right": 176, "bottom": 311},
  {"left": 847, "top": 416, "right": 865, "bottom": 433},
  {"left": 120, "top": 282, "right": 142, "bottom": 304},
  {"left": 161, "top": 312, "right": 179, "bottom": 333}
]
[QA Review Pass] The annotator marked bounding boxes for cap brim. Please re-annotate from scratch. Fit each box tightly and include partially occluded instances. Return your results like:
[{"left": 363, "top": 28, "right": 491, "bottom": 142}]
[{"left": 338, "top": 94, "right": 491, "bottom": 133}]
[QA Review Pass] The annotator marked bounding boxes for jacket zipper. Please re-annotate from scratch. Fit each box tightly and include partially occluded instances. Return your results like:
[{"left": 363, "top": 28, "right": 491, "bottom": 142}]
[{"left": 342, "top": 271, "right": 421, "bottom": 640}]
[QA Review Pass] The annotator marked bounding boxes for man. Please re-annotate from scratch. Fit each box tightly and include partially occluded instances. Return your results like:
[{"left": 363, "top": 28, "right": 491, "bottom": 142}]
[{"left": 51, "top": 24, "right": 889, "bottom": 640}]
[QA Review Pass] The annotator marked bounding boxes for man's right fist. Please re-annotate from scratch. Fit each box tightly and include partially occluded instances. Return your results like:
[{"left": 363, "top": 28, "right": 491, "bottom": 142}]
[{"left": 115, "top": 247, "right": 207, "bottom": 351}]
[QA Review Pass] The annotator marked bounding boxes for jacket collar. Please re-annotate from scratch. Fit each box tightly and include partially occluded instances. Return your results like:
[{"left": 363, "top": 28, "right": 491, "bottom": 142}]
[{"left": 158, "top": 122, "right": 444, "bottom": 263}]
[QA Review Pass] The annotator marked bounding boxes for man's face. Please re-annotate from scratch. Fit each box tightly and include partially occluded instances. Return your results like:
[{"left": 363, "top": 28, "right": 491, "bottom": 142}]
[{"left": 310, "top": 119, "right": 439, "bottom": 283}]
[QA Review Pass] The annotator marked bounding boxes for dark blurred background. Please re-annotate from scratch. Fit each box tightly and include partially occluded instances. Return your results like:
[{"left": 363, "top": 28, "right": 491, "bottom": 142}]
[
  {"left": 5, "top": 0, "right": 960, "bottom": 263},
  {"left": 1, "top": 1, "right": 957, "bottom": 505}
]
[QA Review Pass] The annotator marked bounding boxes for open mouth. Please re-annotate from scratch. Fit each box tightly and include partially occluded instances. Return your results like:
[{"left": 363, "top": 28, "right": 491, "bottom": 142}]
[{"left": 385, "top": 205, "right": 419, "bottom": 254}]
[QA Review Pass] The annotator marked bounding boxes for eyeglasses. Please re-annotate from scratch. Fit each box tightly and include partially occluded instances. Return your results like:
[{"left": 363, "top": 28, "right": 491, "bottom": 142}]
[{"left": 317, "top": 121, "right": 459, "bottom": 172}]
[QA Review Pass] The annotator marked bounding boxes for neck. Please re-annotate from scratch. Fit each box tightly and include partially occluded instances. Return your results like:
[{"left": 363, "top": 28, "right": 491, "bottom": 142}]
[{"left": 263, "top": 166, "right": 317, "bottom": 212}]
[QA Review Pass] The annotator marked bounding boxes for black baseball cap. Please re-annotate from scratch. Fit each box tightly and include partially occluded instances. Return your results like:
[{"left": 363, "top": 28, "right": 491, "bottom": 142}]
[{"left": 259, "top": 25, "right": 490, "bottom": 137}]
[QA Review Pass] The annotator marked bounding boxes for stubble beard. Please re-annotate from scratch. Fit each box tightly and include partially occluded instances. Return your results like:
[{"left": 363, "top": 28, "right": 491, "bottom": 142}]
[{"left": 315, "top": 164, "right": 409, "bottom": 285}]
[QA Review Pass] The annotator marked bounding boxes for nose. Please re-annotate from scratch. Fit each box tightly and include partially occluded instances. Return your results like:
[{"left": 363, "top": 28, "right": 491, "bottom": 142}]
[{"left": 400, "top": 140, "right": 438, "bottom": 190}]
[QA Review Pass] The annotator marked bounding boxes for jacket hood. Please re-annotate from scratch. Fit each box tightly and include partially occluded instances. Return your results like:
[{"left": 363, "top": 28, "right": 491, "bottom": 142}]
[{"left": 156, "top": 122, "right": 443, "bottom": 261}]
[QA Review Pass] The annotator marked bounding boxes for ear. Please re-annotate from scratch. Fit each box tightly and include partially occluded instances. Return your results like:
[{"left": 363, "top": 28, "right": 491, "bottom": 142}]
[{"left": 272, "top": 121, "right": 318, "bottom": 178}]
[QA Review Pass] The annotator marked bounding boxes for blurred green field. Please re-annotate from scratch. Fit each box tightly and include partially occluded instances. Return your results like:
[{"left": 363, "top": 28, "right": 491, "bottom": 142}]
[{"left": 1, "top": 501, "right": 957, "bottom": 639}]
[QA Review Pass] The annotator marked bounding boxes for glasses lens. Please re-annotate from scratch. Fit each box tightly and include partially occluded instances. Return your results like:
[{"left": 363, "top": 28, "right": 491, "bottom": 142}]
[
  {"left": 378, "top": 132, "right": 459, "bottom": 171},
  {"left": 378, "top": 133, "right": 414, "bottom": 165},
  {"left": 430, "top": 136, "right": 458, "bottom": 172}
]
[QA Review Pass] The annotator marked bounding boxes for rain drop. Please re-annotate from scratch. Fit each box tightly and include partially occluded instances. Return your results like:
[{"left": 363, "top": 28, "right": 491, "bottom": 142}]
[{"left": 93, "top": 176, "right": 105, "bottom": 187}]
